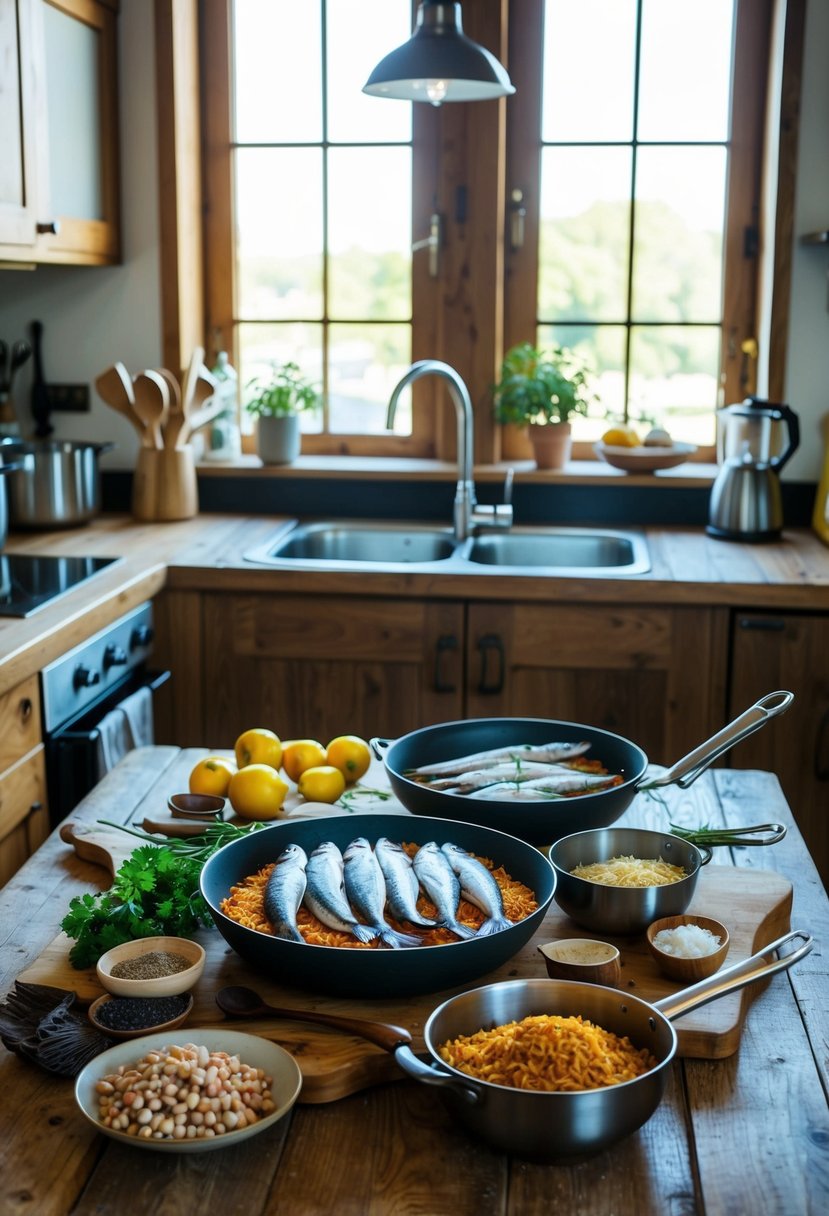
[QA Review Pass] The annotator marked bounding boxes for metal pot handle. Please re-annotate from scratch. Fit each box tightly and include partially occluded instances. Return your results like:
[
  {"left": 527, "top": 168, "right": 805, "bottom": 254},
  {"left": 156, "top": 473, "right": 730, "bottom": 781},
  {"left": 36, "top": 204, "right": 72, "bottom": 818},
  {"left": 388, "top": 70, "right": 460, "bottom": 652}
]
[
  {"left": 640, "top": 690, "right": 794, "bottom": 791},
  {"left": 370, "top": 737, "right": 393, "bottom": 761},
  {"left": 653, "top": 929, "right": 813, "bottom": 1021},
  {"left": 394, "top": 1044, "right": 483, "bottom": 1106}
]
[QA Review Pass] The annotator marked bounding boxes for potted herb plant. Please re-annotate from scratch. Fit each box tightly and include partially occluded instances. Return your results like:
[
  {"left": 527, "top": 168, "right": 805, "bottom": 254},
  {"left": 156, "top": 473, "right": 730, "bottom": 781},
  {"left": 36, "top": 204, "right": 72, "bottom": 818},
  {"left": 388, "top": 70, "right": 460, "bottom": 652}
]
[
  {"left": 245, "top": 361, "right": 321, "bottom": 464},
  {"left": 492, "top": 341, "right": 598, "bottom": 469}
]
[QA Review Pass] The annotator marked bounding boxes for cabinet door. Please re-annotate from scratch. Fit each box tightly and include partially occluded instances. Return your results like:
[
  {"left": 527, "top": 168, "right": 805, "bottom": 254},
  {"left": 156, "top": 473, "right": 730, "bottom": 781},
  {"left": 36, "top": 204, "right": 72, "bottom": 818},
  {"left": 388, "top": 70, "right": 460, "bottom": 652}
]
[
  {"left": 728, "top": 611, "right": 829, "bottom": 885},
  {"left": 201, "top": 594, "right": 465, "bottom": 745},
  {"left": 0, "top": 0, "right": 38, "bottom": 247},
  {"left": 466, "top": 602, "right": 728, "bottom": 765}
]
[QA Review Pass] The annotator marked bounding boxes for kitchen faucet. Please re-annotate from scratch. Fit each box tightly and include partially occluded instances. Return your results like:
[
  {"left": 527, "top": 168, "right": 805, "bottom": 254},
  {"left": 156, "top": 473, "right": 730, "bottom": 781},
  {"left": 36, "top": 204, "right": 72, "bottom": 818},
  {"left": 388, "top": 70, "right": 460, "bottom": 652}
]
[{"left": 386, "top": 359, "right": 513, "bottom": 541}]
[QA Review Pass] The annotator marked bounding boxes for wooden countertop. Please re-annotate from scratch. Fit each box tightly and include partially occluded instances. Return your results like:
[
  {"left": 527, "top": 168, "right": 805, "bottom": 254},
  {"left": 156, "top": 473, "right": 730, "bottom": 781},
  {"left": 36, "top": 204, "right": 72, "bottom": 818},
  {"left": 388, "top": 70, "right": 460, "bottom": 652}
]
[
  {"left": 2, "top": 513, "right": 829, "bottom": 697},
  {"left": 1, "top": 749, "right": 826, "bottom": 1214}
]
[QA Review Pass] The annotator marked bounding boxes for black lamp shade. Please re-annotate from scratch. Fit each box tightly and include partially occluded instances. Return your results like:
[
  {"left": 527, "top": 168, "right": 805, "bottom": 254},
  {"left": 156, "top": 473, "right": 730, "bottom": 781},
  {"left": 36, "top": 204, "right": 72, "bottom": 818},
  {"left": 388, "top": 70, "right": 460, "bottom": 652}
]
[{"left": 362, "top": 1, "right": 515, "bottom": 105}]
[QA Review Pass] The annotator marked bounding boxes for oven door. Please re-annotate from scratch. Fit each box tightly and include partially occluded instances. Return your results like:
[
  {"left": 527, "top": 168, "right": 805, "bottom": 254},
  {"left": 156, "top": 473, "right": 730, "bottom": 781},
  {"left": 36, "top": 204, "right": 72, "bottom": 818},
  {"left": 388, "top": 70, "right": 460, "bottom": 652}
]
[{"left": 45, "top": 667, "right": 171, "bottom": 826}]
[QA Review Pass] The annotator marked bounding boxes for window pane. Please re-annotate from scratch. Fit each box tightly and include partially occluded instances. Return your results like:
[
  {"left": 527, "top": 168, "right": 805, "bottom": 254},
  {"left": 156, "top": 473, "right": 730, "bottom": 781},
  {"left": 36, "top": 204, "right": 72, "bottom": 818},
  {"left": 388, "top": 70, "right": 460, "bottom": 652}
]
[
  {"left": 234, "top": 0, "right": 321, "bottom": 143},
  {"left": 632, "top": 147, "right": 726, "bottom": 322},
  {"left": 539, "top": 148, "right": 631, "bottom": 322},
  {"left": 329, "top": 323, "right": 411, "bottom": 434},
  {"left": 538, "top": 323, "right": 627, "bottom": 436},
  {"left": 542, "top": 0, "right": 637, "bottom": 141},
  {"left": 235, "top": 149, "right": 324, "bottom": 320},
  {"left": 328, "top": 148, "right": 411, "bottom": 321},
  {"left": 629, "top": 325, "right": 719, "bottom": 444},
  {"left": 638, "top": 0, "right": 734, "bottom": 142},
  {"left": 237, "top": 321, "right": 324, "bottom": 435},
  {"left": 327, "top": 0, "right": 411, "bottom": 143}
]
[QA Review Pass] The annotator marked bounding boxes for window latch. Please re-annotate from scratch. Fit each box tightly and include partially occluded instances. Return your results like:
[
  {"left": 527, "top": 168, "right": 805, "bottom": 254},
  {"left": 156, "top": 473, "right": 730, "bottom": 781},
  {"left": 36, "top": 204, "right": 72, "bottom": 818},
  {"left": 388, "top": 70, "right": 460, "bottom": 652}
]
[
  {"left": 509, "top": 188, "right": 526, "bottom": 251},
  {"left": 412, "top": 212, "right": 442, "bottom": 277}
]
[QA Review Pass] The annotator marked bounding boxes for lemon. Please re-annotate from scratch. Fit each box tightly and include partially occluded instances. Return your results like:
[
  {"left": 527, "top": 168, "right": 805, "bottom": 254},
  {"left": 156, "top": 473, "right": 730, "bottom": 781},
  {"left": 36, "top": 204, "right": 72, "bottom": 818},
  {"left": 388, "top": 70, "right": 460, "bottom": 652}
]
[
  {"left": 228, "top": 764, "right": 288, "bottom": 820},
  {"left": 189, "top": 755, "right": 237, "bottom": 797},
  {"left": 282, "top": 739, "right": 328, "bottom": 784},
  {"left": 602, "top": 425, "right": 640, "bottom": 448},
  {"left": 325, "top": 735, "right": 371, "bottom": 784},
  {"left": 234, "top": 727, "right": 282, "bottom": 770},
  {"left": 298, "top": 765, "right": 347, "bottom": 805}
]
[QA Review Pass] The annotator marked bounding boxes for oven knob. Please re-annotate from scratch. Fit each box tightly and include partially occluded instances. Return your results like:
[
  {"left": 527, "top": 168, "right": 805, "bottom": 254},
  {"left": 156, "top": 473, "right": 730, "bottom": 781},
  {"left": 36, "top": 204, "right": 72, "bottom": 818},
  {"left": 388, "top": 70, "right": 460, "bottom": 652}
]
[
  {"left": 73, "top": 665, "right": 101, "bottom": 690},
  {"left": 130, "top": 624, "right": 154, "bottom": 650},
  {"left": 104, "top": 644, "right": 128, "bottom": 669}
]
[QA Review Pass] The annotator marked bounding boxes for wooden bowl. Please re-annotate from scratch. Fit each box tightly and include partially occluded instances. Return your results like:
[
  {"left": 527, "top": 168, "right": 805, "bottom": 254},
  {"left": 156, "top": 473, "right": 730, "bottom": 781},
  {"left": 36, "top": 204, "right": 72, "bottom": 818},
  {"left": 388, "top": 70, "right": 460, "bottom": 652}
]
[
  {"left": 96, "top": 936, "right": 206, "bottom": 998},
  {"left": 168, "top": 792, "right": 226, "bottom": 819},
  {"left": 537, "top": 938, "right": 621, "bottom": 986},
  {"left": 88, "top": 992, "right": 194, "bottom": 1040},
  {"left": 646, "top": 914, "right": 730, "bottom": 982},
  {"left": 594, "top": 441, "right": 697, "bottom": 473}
]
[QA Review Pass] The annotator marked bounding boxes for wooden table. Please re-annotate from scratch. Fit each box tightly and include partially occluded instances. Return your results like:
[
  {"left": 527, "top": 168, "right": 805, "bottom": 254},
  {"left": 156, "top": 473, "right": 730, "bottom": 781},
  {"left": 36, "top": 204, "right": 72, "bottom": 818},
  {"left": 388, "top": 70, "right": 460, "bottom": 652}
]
[{"left": 1, "top": 748, "right": 827, "bottom": 1216}]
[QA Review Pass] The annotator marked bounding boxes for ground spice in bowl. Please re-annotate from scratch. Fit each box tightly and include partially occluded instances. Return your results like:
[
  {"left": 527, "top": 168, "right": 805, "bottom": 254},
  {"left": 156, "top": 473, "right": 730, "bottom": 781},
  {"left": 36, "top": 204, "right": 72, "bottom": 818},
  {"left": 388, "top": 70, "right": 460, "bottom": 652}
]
[
  {"left": 93, "top": 995, "right": 191, "bottom": 1034},
  {"left": 110, "top": 950, "right": 191, "bottom": 981}
]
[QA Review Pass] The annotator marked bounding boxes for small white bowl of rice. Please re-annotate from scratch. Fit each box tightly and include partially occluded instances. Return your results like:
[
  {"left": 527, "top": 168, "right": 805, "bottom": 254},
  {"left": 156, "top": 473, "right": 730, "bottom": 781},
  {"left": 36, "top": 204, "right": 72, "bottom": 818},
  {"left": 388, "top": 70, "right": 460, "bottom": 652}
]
[{"left": 646, "top": 914, "right": 730, "bottom": 982}]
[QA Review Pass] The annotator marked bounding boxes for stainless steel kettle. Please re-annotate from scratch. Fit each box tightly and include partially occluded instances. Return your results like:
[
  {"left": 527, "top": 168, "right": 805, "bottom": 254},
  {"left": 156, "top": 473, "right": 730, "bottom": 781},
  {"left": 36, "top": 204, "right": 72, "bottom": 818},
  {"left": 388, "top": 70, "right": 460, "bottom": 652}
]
[{"left": 707, "top": 396, "right": 799, "bottom": 542}]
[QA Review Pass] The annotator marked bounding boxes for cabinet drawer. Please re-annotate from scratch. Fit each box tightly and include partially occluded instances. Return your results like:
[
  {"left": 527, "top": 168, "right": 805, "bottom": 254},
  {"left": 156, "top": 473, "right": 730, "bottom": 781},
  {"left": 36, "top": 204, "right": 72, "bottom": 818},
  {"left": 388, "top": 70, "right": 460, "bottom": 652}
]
[
  {"left": 0, "top": 744, "right": 48, "bottom": 850},
  {"left": 0, "top": 677, "right": 42, "bottom": 772}
]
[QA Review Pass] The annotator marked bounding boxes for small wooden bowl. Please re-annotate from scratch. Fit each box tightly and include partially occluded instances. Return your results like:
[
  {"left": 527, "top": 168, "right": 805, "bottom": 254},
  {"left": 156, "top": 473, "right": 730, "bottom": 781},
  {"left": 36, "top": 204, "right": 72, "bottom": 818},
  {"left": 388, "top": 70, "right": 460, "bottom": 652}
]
[
  {"left": 537, "top": 938, "right": 622, "bottom": 987},
  {"left": 168, "top": 792, "right": 226, "bottom": 820},
  {"left": 96, "top": 936, "right": 206, "bottom": 998},
  {"left": 646, "top": 914, "right": 730, "bottom": 982},
  {"left": 88, "top": 992, "right": 194, "bottom": 1040}
]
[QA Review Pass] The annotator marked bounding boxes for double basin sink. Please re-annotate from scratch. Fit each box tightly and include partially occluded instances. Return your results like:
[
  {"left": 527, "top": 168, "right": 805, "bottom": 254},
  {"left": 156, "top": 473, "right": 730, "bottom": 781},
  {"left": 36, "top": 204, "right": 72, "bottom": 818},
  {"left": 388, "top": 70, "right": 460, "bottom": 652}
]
[{"left": 245, "top": 521, "right": 650, "bottom": 577}]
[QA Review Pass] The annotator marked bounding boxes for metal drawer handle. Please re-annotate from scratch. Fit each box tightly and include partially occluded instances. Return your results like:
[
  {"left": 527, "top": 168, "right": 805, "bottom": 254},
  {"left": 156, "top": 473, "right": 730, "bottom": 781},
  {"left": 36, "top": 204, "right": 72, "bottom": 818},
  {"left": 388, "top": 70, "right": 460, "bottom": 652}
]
[
  {"left": 477, "top": 633, "right": 505, "bottom": 695},
  {"left": 434, "top": 634, "right": 459, "bottom": 694}
]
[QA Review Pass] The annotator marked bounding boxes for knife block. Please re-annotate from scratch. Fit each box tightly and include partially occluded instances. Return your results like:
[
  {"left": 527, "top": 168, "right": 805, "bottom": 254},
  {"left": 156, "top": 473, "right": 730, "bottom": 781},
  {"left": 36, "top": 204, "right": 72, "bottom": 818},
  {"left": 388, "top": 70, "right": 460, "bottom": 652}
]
[{"left": 132, "top": 446, "right": 198, "bottom": 521}]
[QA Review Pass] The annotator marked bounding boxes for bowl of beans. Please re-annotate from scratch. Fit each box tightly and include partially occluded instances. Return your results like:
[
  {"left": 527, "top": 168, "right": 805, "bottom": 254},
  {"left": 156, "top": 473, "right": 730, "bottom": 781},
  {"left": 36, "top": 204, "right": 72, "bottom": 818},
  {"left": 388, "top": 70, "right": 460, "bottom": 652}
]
[
  {"left": 74, "top": 1032, "right": 303, "bottom": 1151},
  {"left": 96, "top": 936, "right": 206, "bottom": 998},
  {"left": 88, "top": 992, "right": 195, "bottom": 1040}
]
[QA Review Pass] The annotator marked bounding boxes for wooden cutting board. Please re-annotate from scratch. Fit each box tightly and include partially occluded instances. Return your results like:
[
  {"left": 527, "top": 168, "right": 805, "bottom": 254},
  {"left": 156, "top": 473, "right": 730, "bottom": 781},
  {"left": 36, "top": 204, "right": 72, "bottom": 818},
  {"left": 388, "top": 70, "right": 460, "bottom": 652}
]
[{"left": 21, "top": 826, "right": 793, "bottom": 1103}]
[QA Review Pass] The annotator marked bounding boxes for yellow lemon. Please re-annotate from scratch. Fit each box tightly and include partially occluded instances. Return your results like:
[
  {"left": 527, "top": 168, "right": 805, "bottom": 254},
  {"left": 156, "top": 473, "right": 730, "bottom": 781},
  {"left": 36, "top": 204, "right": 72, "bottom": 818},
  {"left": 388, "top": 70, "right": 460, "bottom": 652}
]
[
  {"left": 298, "top": 765, "right": 347, "bottom": 805},
  {"left": 189, "top": 755, "right": 237, "bottom": 797},
  {"left": 602, "top": 425, "right": 640, "bottom": 448},
  {"left": 325, "top": 735, "right": 371, "bottom": 784},
  {"left": 227, "top": 764, "right": 288, "bottom": 820},
  {"left": 234, "top": 727, "right": 282, "bottom": 770},
  {"left": 282, "top": 739, "right": 328, "bottom": 784}
]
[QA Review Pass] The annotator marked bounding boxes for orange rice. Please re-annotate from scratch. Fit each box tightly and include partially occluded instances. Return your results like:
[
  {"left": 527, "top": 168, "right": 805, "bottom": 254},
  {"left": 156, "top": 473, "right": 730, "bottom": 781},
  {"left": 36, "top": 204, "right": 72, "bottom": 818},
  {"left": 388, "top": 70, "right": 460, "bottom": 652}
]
[
  {"left": 220, "top": 842, "right": 537, "bottom": 948},
  {"left": 439, "top": 1013, "right": 657, "bottom": 1091}
]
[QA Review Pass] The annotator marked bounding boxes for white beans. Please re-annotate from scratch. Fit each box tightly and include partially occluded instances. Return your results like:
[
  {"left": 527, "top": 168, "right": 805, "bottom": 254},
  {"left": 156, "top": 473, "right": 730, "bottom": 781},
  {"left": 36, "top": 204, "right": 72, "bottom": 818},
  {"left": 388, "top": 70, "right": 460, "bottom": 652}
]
[{"left": 94, "top": 1043, "right": 275, "bottom": 1141}]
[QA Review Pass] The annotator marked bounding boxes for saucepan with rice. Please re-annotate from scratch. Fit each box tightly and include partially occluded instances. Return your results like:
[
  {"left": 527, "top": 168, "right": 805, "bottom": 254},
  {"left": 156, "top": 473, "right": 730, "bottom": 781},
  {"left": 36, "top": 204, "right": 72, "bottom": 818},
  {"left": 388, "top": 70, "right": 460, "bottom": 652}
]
[{"left": 393, "top": 931, "right": 812, "bottom": 1160}]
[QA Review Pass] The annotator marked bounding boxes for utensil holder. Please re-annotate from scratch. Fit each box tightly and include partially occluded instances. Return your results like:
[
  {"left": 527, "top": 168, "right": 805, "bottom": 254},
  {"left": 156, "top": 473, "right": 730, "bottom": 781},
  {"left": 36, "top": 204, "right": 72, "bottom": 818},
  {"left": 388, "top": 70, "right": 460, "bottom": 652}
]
[{"left": 132, "top": 446, "right": 198, "bottom": 521}]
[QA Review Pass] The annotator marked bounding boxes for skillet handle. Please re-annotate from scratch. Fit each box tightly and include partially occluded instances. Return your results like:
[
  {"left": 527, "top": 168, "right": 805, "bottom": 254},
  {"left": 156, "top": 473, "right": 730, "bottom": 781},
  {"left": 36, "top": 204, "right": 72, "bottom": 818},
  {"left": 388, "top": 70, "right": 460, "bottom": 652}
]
[
  {"left": 640, "top": 691, "right": 794, "bottom": 791},
  {"left": 653, "top": 930, "right": 813, "bottom": 1021},
  {"left": 394, "top": 1045, "right": 482, "bottom": 1106}
]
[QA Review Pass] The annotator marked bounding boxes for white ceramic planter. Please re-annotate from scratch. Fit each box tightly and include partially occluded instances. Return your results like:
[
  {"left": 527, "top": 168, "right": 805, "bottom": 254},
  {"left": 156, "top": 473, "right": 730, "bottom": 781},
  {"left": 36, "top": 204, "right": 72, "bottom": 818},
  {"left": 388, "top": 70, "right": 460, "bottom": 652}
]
[{"left": 257, "top": 414, "right": 301, "bottom": 465}]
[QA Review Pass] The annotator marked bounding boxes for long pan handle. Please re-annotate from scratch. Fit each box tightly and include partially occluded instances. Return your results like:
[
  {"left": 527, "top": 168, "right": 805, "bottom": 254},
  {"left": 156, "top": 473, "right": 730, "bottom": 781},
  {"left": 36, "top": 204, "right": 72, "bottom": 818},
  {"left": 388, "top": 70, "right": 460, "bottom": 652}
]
[
  {"left": 640, "top": 690, "right": 793, "bottom": 791},
  {"left": 653, "top": 929, "right": 813, "bottom": 1021}
]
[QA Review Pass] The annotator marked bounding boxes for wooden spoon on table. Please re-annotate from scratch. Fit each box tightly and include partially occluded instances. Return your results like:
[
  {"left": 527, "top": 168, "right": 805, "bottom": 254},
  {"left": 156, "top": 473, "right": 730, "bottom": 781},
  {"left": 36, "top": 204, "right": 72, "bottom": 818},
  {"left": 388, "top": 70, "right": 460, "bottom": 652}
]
[
  {"left": 94, "top": 362, "right": 144, "bottom": 440},
  {"left": 216, "top": 985, "right": 412, "bottom": 1053},
  {"left": 132, "top": 369, "right": 170, "bottom": 450}
]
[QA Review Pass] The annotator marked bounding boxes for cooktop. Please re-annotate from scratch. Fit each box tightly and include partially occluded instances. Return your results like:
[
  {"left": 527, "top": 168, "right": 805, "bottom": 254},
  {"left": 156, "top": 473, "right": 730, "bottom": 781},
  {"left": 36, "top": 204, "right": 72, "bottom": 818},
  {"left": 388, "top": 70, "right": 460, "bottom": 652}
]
[{"left": 0, "top": 554, "right": 121, "bottom": 618}]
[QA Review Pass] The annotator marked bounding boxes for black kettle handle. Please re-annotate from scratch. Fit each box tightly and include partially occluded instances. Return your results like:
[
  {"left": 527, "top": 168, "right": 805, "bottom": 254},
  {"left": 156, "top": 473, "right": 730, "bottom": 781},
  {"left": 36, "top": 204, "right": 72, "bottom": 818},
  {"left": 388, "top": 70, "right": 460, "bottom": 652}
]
[{"left": 770, "top": 403, "right": 800, "bottom": 473}]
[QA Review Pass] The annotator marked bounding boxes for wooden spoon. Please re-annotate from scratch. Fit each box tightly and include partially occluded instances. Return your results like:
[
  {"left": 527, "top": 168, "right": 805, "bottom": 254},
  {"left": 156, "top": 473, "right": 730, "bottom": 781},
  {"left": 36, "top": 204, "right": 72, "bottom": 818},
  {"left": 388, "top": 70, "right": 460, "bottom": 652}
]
[
  {"left": 215, "top": 985, "right": 412, "bottom": 1053},
  {"left": 166, "top": 347, "right": 204, "bottom": 449},
  {"left": 132, "top": 369, "right": 170, "bottom": 450},
  {"left": 94, "top": 362, "right": 144, "bottom": 440},
  {"left": 178, "top": 371, "right": 222, "bottom": 446}
]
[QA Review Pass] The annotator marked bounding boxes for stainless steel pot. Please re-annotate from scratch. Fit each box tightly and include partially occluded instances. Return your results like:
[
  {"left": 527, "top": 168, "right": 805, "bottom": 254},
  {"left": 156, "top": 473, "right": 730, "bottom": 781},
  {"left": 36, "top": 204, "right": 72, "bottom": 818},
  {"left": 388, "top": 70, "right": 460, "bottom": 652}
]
[
  {"left": 4, "top": 440, "right": 113, "bottom": 529},
  {"left": 393, "top": 930, "right": 812, "bottom": 1160},
  {"left": 0, "top": 449, "right": 24, "bottom": 551}
]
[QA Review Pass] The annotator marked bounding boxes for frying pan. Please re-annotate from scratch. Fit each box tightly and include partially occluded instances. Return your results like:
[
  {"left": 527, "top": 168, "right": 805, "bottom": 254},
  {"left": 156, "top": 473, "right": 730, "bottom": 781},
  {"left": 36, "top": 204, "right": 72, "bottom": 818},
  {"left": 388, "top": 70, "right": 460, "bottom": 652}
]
[
  {"left": 391, "top": 929, "right": 812, "bottom": 1160},
  {"left": 371, "top": 691, "right": 793, "bottom": 845}
]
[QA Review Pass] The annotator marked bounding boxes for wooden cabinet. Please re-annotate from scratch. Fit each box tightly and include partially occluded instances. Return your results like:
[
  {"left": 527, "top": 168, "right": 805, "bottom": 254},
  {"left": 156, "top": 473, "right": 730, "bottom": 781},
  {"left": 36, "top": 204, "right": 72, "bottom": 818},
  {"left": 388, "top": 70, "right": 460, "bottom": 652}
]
[
  {"left": 0, "top": 0, "right": 120, "bottom": 266},
  {"left": 465, "top": 602, "right": 729, "bottom": 764},
  {"left": 0, "top": 675, "right": 49, "bottom": 887},
  {"left": 728, "top": 610, "right": 829, "bottom": 886}
]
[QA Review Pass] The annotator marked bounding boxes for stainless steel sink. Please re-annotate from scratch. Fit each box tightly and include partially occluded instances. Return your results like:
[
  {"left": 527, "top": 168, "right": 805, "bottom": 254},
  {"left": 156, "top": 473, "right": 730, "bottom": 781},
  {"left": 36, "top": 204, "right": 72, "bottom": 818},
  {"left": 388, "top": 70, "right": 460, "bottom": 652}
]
[
  {"left": 467, "top": 527, "right": 651, "bottom": 574},
  {"left": 244, "top": 521, "right": 650, "bottom": 576},
  {"left": 245, "top": 521, "right": 458, "bottom": 568}
]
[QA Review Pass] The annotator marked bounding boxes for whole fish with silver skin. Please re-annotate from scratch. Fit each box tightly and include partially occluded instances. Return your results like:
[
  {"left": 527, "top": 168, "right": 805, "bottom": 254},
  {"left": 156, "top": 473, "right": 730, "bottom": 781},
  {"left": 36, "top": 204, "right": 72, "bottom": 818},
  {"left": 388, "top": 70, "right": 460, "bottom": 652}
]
[
  {"left": 426, "top": 761, "right": 618, "bottom": 794},
  {"left": 343, "top": 838, "right": 421, "bottom": 948},
  {"left": 374, "top": 837, "right": 437, "bottom": 929},
  {"left": 263, "top": 843, "right": 308, "bottom": 942},
  {"left": 412, "top": 842, "right": 476, "bottom": 940},
  {"left": 304, "top": 841, "right": 377, "bottom": 944},
  {"left": 441, "top": 842, "right": 513, "bottom": 938},
  {"left": 408, "top": 741, "right": 592, "bottom": 780},
  {"left": 468, "top": 772, "right": 621, "bottom": 800}
]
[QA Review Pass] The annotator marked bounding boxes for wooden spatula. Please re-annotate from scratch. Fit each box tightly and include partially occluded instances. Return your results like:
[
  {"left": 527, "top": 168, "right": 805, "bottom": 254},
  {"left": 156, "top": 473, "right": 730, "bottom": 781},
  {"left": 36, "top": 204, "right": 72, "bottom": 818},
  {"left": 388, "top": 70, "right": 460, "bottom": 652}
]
[
  {"left": 132, "top": 369, "right": 170, "bottom": 450},
  {"left": 165, "top": 346, "right": 204, "bottom": 449},
  {"left": 94, "top": 363, "right": 145, "bottom": 440}
]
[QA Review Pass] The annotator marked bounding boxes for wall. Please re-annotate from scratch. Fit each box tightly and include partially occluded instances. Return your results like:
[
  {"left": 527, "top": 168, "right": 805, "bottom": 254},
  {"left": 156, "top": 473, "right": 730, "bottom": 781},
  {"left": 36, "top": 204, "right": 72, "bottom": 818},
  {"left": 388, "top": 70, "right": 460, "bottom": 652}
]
[
  {"left": 0, "top": 0, "right": 157, "bottom": 470},
  {"left": 0, "top": 0, "right": 826, "bottom": 483}
]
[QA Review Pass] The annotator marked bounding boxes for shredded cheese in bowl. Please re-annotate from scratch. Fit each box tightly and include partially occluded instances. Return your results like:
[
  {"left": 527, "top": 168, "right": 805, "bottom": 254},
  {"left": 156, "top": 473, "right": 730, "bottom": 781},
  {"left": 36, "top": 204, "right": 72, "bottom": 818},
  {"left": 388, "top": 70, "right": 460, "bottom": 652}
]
[{"left": 569, "top": 854, "right": 686, "bottom": 888}]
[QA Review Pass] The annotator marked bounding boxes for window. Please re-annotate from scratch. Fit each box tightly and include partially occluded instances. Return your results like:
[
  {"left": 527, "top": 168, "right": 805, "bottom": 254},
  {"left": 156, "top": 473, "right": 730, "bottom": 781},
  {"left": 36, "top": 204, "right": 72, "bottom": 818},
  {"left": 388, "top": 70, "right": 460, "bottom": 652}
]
[{"left": 202, "top": 0, "right": 775, "bottom": 463}]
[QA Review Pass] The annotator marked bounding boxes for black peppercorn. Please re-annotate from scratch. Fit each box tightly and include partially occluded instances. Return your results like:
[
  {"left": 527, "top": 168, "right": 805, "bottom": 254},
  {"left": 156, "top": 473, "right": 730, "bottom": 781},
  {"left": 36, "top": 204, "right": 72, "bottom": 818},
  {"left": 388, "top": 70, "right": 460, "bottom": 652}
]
[{"left": 94, "top": 995, "right": 189, "bottom": 1032}]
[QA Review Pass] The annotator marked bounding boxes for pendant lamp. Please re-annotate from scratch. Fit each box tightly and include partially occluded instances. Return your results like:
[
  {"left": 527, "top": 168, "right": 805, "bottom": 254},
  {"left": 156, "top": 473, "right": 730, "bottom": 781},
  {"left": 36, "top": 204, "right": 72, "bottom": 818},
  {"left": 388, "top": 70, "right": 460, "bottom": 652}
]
[{"left": 362, "top": 1, "right": 515, "bottom": 106}]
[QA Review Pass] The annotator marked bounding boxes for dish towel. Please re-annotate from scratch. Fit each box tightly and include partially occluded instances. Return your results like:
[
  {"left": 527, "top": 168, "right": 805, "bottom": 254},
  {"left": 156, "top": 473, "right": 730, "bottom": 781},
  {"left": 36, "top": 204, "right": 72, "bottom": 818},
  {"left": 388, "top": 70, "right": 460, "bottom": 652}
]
[{"left": 94, "top": 685, "right": 155, "bottom": 781}]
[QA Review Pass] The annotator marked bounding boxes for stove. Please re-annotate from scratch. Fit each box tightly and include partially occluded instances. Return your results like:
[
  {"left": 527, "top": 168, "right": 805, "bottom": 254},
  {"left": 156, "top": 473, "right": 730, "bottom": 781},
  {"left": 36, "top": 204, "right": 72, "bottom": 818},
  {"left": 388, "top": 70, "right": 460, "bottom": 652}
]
[{"left": 0, "top": 554, "right": 121, "bottom": 618}]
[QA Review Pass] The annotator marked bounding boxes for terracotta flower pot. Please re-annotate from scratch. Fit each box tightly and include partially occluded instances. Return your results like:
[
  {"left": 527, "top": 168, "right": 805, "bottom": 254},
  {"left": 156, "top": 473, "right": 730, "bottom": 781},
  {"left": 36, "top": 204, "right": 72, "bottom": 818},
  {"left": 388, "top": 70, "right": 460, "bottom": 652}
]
[{"left": 528, "top": 422, "right": 572, "bottom": 470}]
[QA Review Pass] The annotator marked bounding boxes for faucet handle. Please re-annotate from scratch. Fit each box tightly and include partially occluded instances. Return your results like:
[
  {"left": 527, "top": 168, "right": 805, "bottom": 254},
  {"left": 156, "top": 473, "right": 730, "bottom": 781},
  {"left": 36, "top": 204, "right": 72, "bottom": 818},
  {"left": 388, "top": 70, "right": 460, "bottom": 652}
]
[{"left": 503, "top": 466, "right": 514, "bottom": 505}]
